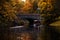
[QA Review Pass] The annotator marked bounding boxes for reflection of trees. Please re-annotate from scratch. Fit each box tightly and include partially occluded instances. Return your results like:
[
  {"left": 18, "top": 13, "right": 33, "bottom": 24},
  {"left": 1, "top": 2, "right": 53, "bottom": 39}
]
[{"left": 20, "top": 32, "right": 33, "bottom": 40}]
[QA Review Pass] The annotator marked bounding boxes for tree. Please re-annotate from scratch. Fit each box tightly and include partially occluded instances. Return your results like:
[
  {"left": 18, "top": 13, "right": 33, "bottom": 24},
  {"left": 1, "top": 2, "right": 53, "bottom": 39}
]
[
  {"left": 21, "top": 0, "right": 33, "bottom": 13},
  {"left": 37, "top": 0, "right": 60, "bottom": 40},
  {"left": 0, "top": 0, "right": 18, "bottom": 27}
]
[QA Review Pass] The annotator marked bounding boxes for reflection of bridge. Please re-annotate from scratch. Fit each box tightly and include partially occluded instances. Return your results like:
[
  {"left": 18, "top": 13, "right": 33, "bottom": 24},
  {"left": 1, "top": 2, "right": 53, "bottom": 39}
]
[{"left": 17, "top": 14, "right": 40, "bottom": 20}]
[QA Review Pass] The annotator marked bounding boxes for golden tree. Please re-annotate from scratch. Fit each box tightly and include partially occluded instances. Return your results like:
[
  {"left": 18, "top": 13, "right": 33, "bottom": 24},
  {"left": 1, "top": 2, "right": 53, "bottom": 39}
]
[
  {"left": 38, "top": 0, "right": 54, "bottom": 13},
  {"left": 0, "top": 0, "right": 18, "bottom": 27}
]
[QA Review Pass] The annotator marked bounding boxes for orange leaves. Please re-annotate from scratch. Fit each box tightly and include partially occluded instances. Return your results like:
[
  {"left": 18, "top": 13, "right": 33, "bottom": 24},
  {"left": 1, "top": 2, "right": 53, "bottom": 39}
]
[{"left": 21, "top": 0, "right": 33, "bottom": 13}]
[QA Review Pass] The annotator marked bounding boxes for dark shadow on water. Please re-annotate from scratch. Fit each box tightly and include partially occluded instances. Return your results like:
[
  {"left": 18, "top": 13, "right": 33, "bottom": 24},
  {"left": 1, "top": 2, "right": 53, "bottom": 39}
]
[{"left": 46, "top": 25, "right": 60, "bottom": 40}]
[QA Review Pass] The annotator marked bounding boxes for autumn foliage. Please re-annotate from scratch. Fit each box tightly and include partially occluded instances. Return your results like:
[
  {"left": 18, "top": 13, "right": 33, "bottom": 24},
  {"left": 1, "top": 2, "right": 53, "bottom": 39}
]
[{"left": 0, "top": 0, "right": 19, "bottom": 27}]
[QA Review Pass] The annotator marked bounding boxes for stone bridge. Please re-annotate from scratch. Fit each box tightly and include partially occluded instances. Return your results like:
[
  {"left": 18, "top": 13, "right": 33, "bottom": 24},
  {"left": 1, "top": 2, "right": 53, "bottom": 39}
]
[{"left": 17, "top": 14, "right": 40, "bottom": 20}]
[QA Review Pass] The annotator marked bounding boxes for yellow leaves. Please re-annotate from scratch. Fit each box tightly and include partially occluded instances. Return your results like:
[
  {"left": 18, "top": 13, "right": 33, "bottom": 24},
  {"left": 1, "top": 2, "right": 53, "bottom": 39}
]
[
  {"left": 0, "top": 0, "right": 20, "bottom": 27},
  {"left": 3, "top": 2, "right": 14, "bottom": 13},
  {"left": 38, "top": 2, "right": 47, "bottom": 12},
  {"left": 38, "top": 0, "right": 54, "bottom": 13},
  {"left": 47, "top": 4, "right": 54, "bottom": 11},
  {"left": 10, "top": 0, "right": 17, "bottom": 6},
  {"left": 1, "top": 1, "right": 17, "bottom": 22},
  {"left": 3, "top": 2, "right": 11, "bottom": 8}
]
